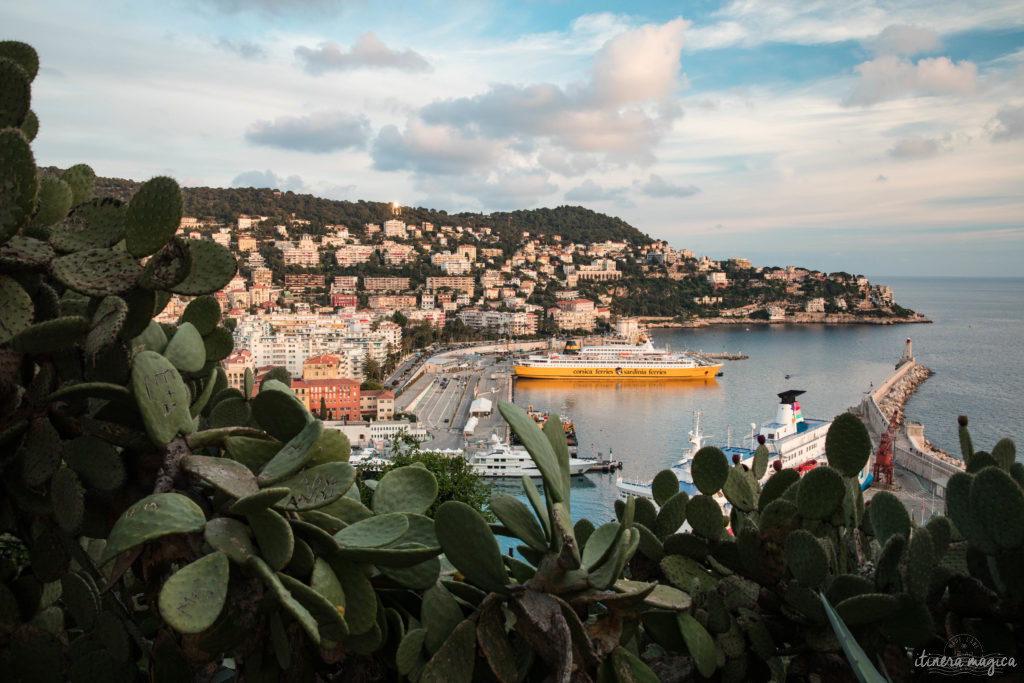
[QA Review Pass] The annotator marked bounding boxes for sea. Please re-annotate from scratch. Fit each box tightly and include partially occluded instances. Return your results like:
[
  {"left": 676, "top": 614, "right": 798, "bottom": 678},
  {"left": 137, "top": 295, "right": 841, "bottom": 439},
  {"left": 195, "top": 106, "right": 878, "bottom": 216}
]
[{"left": 503, "top": 277, "right": 1024, "bottom": 533}]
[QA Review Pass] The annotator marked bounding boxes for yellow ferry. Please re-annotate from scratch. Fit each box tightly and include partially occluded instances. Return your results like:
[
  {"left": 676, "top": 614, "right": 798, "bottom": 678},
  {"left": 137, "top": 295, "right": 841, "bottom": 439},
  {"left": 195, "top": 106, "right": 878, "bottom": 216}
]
[{"left": 514, "top": 340, "right": 722, "bottom": 381}]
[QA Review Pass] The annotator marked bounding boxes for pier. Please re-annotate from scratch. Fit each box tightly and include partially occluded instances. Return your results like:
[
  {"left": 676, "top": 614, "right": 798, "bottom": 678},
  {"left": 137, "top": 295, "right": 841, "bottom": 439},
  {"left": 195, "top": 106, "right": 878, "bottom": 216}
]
[{"left": 852, "top": 340, "right": 964, "bottom": 521}]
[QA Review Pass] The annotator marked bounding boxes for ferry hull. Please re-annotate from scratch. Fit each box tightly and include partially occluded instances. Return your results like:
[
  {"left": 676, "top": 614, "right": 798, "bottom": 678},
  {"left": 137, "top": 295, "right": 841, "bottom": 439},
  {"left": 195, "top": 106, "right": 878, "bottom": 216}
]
[{"left": 514, "top": 364, "right": 722, "bottom": 380}]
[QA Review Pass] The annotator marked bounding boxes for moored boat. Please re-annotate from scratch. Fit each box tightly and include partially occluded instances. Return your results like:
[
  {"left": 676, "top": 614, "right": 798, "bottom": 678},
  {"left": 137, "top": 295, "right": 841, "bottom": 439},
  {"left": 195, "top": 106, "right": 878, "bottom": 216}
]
[
  {"left": 468, "top": 435, "right": 593, "bottom": 478},
  {"left": 514, "top": 339, "right": 722, "bottom": 381}
]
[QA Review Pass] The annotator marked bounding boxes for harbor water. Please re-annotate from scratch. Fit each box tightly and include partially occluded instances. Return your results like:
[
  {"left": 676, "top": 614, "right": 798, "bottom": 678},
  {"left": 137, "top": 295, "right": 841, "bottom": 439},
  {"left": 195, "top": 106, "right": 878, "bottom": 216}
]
[{"left": 509, "top": 276, "right": 1024, "bottom": 531}]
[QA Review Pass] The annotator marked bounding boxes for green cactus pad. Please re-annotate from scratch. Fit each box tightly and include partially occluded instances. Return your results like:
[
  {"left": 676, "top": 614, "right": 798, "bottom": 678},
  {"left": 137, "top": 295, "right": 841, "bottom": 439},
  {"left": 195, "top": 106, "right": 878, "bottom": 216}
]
[
  {"left": 723, "top": 467, "right": 758, "bottom": 512},
  {"left": 663, "top": 532, "right": 709, "bottom": 561},
  {"left": 274, "top": 461, "right": 356, "bottom": 511},
  {"left": 277, "top": 572, "right": 348, "bottom": 642},
  {"left": 203, "top": 517, "right": 255, "bottom": 564},
  {"left": 247, "top": 556, "right": 320, "bottom": 645},
  {"left": 958, "top": 422, "right": 974, "bottom": 462},
  {"left": 260, "top": 366, "right": 292, "bottom": 389},
  {"left": 0, "top": 128, "right": 36, "bottom": 244},
  {"left": 306, "top": 427, "right": 351, "bottom": 466},
  {"left": 659, "top": 554, "right": 716, "bottom": 593},
  {"left": 162, "top": 322, "right": 206, "bottom": 373},
  {"left": 581, "top": 521, "right": 623, "bottom": 570},
  {"left": 543, "top": 413, "right": 571, "bottom": 489},
  {"left": 498, "top": 400, "right": 564, "bottom": 502},
  {"left": 946, "top": 472, "right": 996, "bottom": 554},
  {"left": 230, "top": 489, "right": 291, "bottom": 519},
  {"left": 676, "top": 612, "right": 717, "bottom": 678},
  {"left": 248, "top": 508, "right": 294, "bottom": 571},
  {"left": 208, "top": 396, "right": 250, "bottom": 429},
  {"left": 421, "top": 618, "right": 476, "bottom": 682},
  {"left": 50, "top": 466, "right": 85, "bottom": 533},
  {"left": 751, "top": 444, "right": 770, "bottom": 480},
  {"left": 252, "top": 382, "right": 312, "bottom": 442},
  {"left": 970, "top": 466, "right": 1024, "bottom": 549},
  {"left": 125, "top": 176, "right": 183, "bottom": 258},
  {"left": 48, "top": 197, "right": 127, "bottom": 252},
  {"left": 380, "top": 554, "right": 442, "bottom": 590},
  {"left": 188, "top": 365, "right": 219, "bottom": 417},
  {"left": 131, "top": 349, "right": 193, "bottom": 446},
  {"left": 785, "top": 529, "right": 829, "bottom": 586},
  {"left": 824, "top": 413, "right": 872, "bottom": 478},
  {"left": 435, "top": 500, "right": 510, "bottom": 593},
  {"left": 878, "top": 593, "right": 934, "bottom": 649},
  {"left": 118, "top": 288, "right": 157, "bottom": 340},
  {"left": 691, "top": 446, "right": 730, "bottom": 495},
  {"left": 633, "top": 496, "right": 657, "bottom": 530},
  {"left": 316, "top": 495, "right": 373, "bottom": 525},
  {"left": 372, "top": 465, "right": 438, "bottom": 515},
  {"left": 202, "top": 326, "right": 234, "bottom": 362},
  {"left": 992, "top": 438, "right": 1016, "bottom": 471},
  {"left": 867, "top": 490, "right": 910, "bottom": 545},
  {"left": 330, "top": 560, "right": 376, "bottom": 635},
  {"left": 18, "top": 416, "right": 62, "bottom": 487},
  {"left": 825, "top": 573, "right": 875, "bottom": 605},
  {"left": 57, "top": 164, "right": 94, "bottom": 207},
  {"left": 634, "top": 523, "right": 665, "bottom": 561},
  {"left": 61, "top": 571, "right": 99, "bottom": 630},
  {"left": 64, "top": 435, "right": 125, "bottom": 492},
  {"left": 180, "top": 295, "right": 221, "bottom": 335},
  {"left": 796, "top": 466, "right": 845, "bottom": 520},
  {"left": 11, "top": 314, "right": 89, "bottom": 353},
  {"left": 138, "top": 236, "right": 191, "bottom": 289},
  {"left": 650, "top": 469, "right": 679, "bottom": 506},
  {"left": 83, "top": 295, "right": 128, "bottom": 358},
  {"left": 421, "top": 583, "right": 465, "bottom": 654},
  {"left": 334, "top": 512, "right": 409, "bottom": 548},
  {"left": 30, "top": 178, "right": 73, "bottom": 231},
  {"left": 396, "top": 627, "right": 427, "bottom": 676},
  {"left": 833, "top": 592, "right": 899, "bottom": 626},
  {"left": 686, "top": 494, "right": 726, "bottom": 539},
  {"left": 101, "top": 492, "right": 206, "bottom": 564},
  {"left": 0, "top": 56, "right": 30, "bottom": 128},
  {"left": 158, "top": 552, "right": 229, "bottom": 634},
  {"left": 52, "top": 248, "right": 141, "bottom": 297},
  {"left": 906, "top": 527, "right": 935, "bottom": 600},
  {"left": 0, "top": 41, "right": 38, "bottom": 80},
  {"left": 310, "top": 557, "right": 346, "bottom": 611},
  {"left": 0, "top": 275, "right": 33, "bottom": 344},
  {"left": 489, "top": 491, "right": 547, "bottom": 552},
  {"left": 0, "top": 235, "right": 55, "bottom": 270},
  {"left": 759, "top": 468, "right": 800, "bottom": 511},
  {"left": 257, "top": 419, "right": 322, "bottom": 485},
  {"left": 654, "top": 491, "right": 689, "bottom": 540},
  {"left": 966, "top": 450, "right": 996, "bottom": 473},
  {"left": 168, "top": 239, "right": 237, "bottom": 296},
  {"left": 181, "top": 454, "right": 259, "bottom": 499},
  {"left": 874, "top": 534, "right": 906, "bottom": 593}
]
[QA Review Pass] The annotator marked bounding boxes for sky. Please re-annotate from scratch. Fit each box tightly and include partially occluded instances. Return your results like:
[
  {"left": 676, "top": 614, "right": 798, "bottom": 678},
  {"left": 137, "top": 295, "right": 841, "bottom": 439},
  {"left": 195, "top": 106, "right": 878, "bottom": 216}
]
[{"left": 8, "top": 0, "right": 1024, "bottom": 276}]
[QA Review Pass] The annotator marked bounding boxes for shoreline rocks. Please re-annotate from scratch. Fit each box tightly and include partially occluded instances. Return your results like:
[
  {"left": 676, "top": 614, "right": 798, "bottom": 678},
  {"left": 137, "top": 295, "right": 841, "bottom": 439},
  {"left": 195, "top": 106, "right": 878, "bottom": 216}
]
[{"left": 647, "top": 313, "right": 932, "bottom": 328}]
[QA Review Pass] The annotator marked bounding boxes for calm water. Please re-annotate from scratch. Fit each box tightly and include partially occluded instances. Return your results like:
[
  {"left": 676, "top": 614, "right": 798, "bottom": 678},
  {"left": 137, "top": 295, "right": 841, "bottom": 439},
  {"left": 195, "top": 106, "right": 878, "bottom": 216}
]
[{"left": 510, "top": 277, "right": 1024, "bottom": 528}]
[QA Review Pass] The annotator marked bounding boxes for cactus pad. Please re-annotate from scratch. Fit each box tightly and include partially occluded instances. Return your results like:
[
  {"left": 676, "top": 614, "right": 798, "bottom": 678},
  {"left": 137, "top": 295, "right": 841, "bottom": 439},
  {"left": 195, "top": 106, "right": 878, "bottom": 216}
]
[
  {"left": 125, "top": 176, "right": 183, "bottom": 258},
  {"left": 101, "top": 492, "right": 207, "bottom": 563},
  {"left": 306, "top": 427, "right": 351, "bottom": 466},
  {"left": 0, "top": 275, "right": 33, "bottom": 344},
  {"left": 52, "top": 248, "right": 141, "bottom": 297},
  {"left": 992, "top": 438, "right": 1016, "bottom": 470},
  {"left": 676, "top": 612, "right": 717, "bottom": 678},
  {"left": 252, "top": 382, "right": 311, "bottom": 442},
  {"left": 48, "top": 198, "right": 126, "bottom": 252},
  {"left": 30, "top": 178, "right": 73, "bottom": 230},
  {"left": 0, "top": 235, "right": 56, "bottom": 270},
  {"left": 202, "top": 326, "right": 234, "bottom": 362},
  {"left": 180, "top": 295, "right": 221, "bottom": 335},
  {"left": 50, "top": 466, "right": 85, "bottom": 533},
  {"left": 61, "top": 571, "right": 100, "bottom": 630},
  {"left": 0, "top": 128, "right": 38, "bottom": 244},
  {"left": 138, "top": 236, "right": 191, "bottom": 289},
  {"left": 867, "top": 490, "right": 910, "bottom": 545},
  {"left": 60, "top": 164, "right": 96, "bottom": 207},
  {"left": 64, "top": 435, "right": 125, "bottom": 492},
  {"left": 162, "top": 322, "right": 206, "bottom": 373},
  {"left": 334, "top": 512, "right": 409, "bottom": 548},
  {"left": 11, "top": 314, "right": 89, "bottom": 353},
  {"left": 84, "top": 295, "right": 128, "bottom": 358},
  {"left": 248, "top": 508, "right": 294, "bottom": 571},
  {"left": 691, "top": 446, "right": 730, "bottom": 495},
  {"left": 654, "top": 491, "right": 688, "bottom": 540},
  {"left": 0, "top": 41, "right": 39, "bottom": 81},
  {"left": 169, "top": 239, "right": 237, "bottom": 295},
  {"left": 435, "top": 500, "right": 510, "bottom": 593},
  {"left": 225, "top": 435, "right": 280, "bottom": 473},
  {"left": 686, "top": 494, "right": 725, "bottom": 539},
  {"left": 203, "top": 517, "right": 255, "bottom": 564},
  {"left": 825, "top": 413, "right": 872, "bottom": 478},
  {"left": 131, "top": 350, "right": 193, "bottom": 446},
  {"left": 795, "top": 466, "right": 845, "bottom": 520},
  {"left": 247, "top": 556, "right": 320, "bottom": 645},
  {"left": 230, "top": 487, "right": 290, "bottom": 516},
  {"left": 834, "top": 592, "right": 899, "bottom": 626},
  {"left": 257, "top": 419, "right": 323, "bottom": 485},
  {"left": 181, "top": 454, "right": 259, "bottom": 499},
  {"left": 0, "top": 56, "right": 30, "bottom": 128},
  {"left": 158, "top": 552, "right": 229, "bottom": 634},
  {"left": 651, "top": 469, "right": 679, "bottom": 506},
  {"left": 970, "top": 466, "right": 1024, "bottom": 549},
  {"left": 785, "top": 529, "right": 829, "bottom": 586},
  {"left": 275, "top": 461, "right": 356, "bottom": 511},
  {"left": 722, "top": 467, "right": 758, "bottom": 512},
  {"left": 277, "top": 572, "right": 348, "bottom": 642},
  {"left": 489, "top": 491, "right": 547, "bottom": 552},
  {"left": 372, "top": 465, "right": 438, "bottom": 515}
]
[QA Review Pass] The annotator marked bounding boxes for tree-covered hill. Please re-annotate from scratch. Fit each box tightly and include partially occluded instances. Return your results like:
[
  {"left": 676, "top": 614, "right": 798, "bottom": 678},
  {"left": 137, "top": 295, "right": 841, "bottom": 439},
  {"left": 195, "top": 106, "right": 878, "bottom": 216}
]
[{"left": 37, "top": 167, "right": 652, "bottom": 245}]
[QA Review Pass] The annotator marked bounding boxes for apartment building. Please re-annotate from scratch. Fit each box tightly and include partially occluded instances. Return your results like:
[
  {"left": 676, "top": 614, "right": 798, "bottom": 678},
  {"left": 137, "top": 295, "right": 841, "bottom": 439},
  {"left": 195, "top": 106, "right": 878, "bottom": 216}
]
[
  {"left": 425, "top": 276, "right": 475, "bottom": 295},
  {"left": 363, "top": 277, "right": 410, "bottom": 291}
]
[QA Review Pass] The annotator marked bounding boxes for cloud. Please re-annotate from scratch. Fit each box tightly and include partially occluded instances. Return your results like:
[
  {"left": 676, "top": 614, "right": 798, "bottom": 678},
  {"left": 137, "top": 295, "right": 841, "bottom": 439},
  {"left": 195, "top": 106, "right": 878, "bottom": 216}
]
[
  {"left": 537, "top": 149, "right": 600, "bottom": 177},
  {"left": 195, "top": 0, "right": 342, "bottom": 15},
  {"left": 295, "top": 33, "right": 431, "bottom": 75},
  {"left": 232, "top": 170, "right": 309, "bottom": 192},
  {"left": 869, "top": 25, "right": 941, "bottom": 57},
  {"left": 876, "top": 174, "right": 889, "bottom": 182},
  {"left": 888, "top": 135, "right": 941, "bottom": 159},
  {"left": 414, "top": 169, "right": 559, "bottom": 211},
  {"left": 245, "top": 111, "right": 370, "bottom": 153},
  {"left": 413, "top": 18, "right": 688, "bottom": 165},
  {"left": 639, "top": 174, "right": 700, "bottom": 198},
  {"left": 215, "top": 37, "right": 266, "bottom": 60},
  {"left": 371, "top": 120, "right": 502, "bottom": 175},
  {"left": 845, "top": 56, "right": 978, "bottom": 106},
  {"left": 564, "top": 179, "right": 629, "bottom": 202},
  {"left": 989, "top": 104, "right": 1024, "bottom": 141}
]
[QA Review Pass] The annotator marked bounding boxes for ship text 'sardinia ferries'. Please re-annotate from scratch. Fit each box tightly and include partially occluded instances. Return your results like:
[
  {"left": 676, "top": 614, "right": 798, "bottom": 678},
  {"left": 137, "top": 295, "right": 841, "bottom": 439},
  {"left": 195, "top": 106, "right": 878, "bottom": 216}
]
[{"left": 514, "top": 339, "right": 722, "bottom": 381}]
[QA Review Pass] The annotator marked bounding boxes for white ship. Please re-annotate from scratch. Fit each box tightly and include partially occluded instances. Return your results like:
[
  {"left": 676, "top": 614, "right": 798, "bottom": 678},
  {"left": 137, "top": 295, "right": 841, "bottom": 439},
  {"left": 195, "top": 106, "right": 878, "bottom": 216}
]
[
  {"left": 515, "top": 340, "right": 721, "bottom": 381},
  {"left": 468, "top": 435, "right": 593, "bottom": 478}
]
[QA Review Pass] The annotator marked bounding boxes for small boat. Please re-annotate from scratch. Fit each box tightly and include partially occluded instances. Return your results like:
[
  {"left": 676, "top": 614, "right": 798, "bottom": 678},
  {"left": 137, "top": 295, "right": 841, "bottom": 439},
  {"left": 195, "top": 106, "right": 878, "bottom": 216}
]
[{"left": 468, "top": 435, "right": 592, "bottom": 478}]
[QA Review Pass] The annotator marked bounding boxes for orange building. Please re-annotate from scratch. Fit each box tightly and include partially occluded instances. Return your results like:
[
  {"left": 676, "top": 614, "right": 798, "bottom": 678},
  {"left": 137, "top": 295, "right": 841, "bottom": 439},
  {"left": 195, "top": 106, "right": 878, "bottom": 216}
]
[
  {"left": 360, "top": 390, "right": 395, "bottom": 420},
  {"left": 302, "top": 354, "right": 345, "bottom": 380},
  {"left": 292, "top": 378, "right": 361, "bottom": 421}
]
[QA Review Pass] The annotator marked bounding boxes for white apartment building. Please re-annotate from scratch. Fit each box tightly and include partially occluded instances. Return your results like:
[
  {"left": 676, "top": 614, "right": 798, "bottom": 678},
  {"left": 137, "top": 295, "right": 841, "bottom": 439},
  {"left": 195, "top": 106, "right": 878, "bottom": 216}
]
[
  {"left": 383, "top": 219, "right": 407, "bottom": 238},
  {"left": 334, "top": 244, "right": 375, "bottom": 266},
  {"left": 457, "top": 309, "right": 537, "bottom": 336}
]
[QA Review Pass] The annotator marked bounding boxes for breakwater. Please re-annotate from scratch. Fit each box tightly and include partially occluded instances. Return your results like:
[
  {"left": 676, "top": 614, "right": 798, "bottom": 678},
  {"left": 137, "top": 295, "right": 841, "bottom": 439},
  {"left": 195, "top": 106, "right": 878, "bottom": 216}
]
[{"left": 644, "top": 313, "right": 931, "bottom": 328}]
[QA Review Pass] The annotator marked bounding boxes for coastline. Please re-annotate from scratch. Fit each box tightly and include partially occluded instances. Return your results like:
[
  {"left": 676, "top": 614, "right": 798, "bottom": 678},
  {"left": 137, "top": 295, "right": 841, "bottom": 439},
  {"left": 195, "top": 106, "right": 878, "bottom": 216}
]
[{"left": 645, "top": 313, "right": 932, "bottom": 328}]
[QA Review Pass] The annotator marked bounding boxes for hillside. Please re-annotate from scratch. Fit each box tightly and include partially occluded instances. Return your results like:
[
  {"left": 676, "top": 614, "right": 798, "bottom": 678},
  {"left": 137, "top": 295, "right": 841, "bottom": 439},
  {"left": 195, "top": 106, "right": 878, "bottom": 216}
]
[{"left": 37, "top": 168, "right": 652, "bottom": 245}]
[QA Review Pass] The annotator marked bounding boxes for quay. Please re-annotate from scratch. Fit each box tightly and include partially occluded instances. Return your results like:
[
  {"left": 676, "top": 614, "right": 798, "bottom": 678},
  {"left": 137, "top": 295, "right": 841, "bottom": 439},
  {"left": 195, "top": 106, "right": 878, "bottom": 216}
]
[
  {"left": 853, "top": 340, "right": 964, "bottom": 522},
  {"left": 585, "top": 459, "right": 623, "bottom": 473}
]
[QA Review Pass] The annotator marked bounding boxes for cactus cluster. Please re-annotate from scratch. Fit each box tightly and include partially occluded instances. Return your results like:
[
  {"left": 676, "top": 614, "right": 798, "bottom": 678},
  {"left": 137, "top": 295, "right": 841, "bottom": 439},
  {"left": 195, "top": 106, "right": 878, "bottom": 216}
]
[{"left": 2, "top": 39, "right": 1022, "bottom": 682}]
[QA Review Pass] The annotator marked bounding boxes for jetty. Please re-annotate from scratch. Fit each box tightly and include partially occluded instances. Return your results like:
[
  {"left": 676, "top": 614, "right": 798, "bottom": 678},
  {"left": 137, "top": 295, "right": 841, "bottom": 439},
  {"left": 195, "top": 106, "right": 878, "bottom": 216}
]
[
  {"left": 584, "top": 459, "right": 623, "bottom": 473},
  {"left": 852, "top": 339, "right": 964, "bottom": 521}
]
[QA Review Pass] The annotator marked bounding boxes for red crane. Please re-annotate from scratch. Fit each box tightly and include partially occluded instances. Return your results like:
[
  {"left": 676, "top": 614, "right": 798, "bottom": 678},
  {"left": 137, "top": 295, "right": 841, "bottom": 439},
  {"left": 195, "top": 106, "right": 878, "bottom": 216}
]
[{"left": 872, "top": 418, "right": 897, "bottom": 487}]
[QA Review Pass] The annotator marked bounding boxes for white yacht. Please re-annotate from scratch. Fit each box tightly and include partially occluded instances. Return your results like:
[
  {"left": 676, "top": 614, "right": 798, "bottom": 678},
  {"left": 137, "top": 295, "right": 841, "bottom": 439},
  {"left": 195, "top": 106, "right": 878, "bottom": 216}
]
[{"left": 468, "top": 436, "right": 593, "bottom": 478}]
